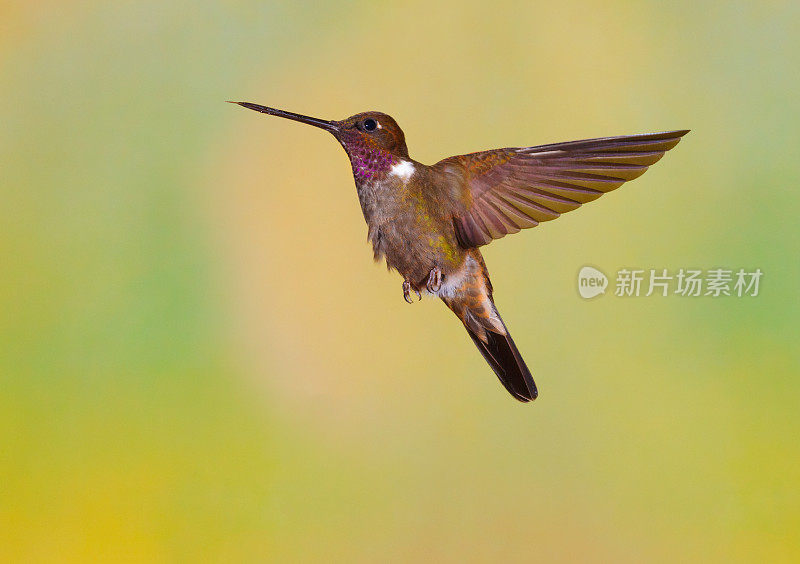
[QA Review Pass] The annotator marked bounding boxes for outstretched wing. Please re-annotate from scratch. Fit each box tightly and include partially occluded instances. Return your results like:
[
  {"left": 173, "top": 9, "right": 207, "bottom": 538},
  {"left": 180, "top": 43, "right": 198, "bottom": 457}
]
[{"left": 434, "top": 130, "right": 689, "bottom": 247}]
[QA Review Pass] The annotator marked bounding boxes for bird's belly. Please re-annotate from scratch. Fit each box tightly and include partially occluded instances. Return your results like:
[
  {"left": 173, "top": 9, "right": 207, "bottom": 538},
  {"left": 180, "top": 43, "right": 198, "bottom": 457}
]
[{"left": 375, "top": 217, "right": 464, "bottom": 289}]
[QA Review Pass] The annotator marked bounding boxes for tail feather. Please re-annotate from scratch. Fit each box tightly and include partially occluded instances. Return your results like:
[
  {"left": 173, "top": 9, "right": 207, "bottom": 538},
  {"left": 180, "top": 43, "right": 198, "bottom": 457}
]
[
  {"left": 464, "top": 318, "right": 538, "bottom": 402},
  {"left": 440, "top": 250, "right": 537, "bottom": 402}
]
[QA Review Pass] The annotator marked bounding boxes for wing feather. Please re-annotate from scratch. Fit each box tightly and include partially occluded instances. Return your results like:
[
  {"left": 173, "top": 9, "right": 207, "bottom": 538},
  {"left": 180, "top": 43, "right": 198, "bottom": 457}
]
[{"left": 437, "top": 130, "right": 689, "bottom": 247}]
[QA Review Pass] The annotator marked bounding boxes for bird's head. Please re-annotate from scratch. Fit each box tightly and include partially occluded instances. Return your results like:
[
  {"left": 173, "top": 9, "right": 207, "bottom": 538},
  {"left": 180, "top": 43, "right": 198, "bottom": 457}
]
[{"left": 229, "top": 102, "right": 409, "bottom": 182}]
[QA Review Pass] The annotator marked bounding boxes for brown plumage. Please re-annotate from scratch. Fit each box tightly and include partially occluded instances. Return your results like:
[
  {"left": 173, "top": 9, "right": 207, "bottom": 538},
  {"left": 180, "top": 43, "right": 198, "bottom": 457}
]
[{"left": 230, "top": 101, "right": 689, "bottom": 402}]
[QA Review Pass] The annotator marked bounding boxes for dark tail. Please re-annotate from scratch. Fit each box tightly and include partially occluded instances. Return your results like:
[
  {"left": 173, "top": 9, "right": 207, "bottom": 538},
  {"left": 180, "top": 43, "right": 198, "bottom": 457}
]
[
  {"left": 445, "top": 290, "right": 538, "bottom": 402},
  {"left": 464, "top": 320, "right": 538, "bottom": 402},
  {"left": 441, "top": 250, "right": 537, "bottom": 402}
]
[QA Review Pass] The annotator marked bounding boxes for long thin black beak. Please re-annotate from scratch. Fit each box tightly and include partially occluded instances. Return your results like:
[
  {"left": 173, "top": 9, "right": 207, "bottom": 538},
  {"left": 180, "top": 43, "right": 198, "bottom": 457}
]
[{"left": 227, "top": 101, "right": 339, "bottom": 132}]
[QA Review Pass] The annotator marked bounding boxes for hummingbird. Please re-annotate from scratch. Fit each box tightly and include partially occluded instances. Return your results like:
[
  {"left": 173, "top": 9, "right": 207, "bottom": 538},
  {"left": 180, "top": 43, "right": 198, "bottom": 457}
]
[{"left": 229, "top": 101, "right": 688, "bottom": 402}]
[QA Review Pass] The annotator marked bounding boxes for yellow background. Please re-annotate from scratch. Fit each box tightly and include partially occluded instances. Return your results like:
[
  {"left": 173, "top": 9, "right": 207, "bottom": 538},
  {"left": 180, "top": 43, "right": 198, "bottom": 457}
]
[{"left": 2, "top": 2, "right": 798, "bottom": 561}]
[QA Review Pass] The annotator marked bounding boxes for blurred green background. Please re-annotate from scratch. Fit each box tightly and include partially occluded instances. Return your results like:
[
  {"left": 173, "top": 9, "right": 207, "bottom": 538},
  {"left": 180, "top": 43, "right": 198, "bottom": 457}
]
[{"left": 2, "top": 1, "right": 798, "bottom": 561}]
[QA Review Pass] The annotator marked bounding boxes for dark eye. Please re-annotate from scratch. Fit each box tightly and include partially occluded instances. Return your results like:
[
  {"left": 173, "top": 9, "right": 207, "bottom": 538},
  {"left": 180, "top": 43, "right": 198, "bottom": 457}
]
[{"left": 362, "top": 118, "right": 377, "bottom": 131}]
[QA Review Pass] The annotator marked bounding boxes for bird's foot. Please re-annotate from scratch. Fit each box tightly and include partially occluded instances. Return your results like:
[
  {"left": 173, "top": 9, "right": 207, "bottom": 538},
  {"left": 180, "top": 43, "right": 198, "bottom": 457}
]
[
  {"left": 426, "top": 267, "right": 443, "bottom": 293},
  {"left": 403, "top": 280, "right": 421, "bottom": 304}
]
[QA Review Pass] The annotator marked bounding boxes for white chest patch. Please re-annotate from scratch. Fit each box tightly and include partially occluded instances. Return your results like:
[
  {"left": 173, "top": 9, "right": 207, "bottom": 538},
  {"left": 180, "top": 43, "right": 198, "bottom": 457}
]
[{"left": 389, "top": 160, "right": 415, "bottom": 182}]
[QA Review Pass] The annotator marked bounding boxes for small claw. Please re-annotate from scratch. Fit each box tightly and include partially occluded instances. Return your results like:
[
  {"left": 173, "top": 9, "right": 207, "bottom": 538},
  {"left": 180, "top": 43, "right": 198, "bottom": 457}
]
[
  {"left": 403, "top": 280, "right": 414, "bottom": 304},
  {"left": 415, "top": 289, "right": 422, "bottom": 301},
  {"left": 426, "top": 267, "right": 443, "bottom": 293}
]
